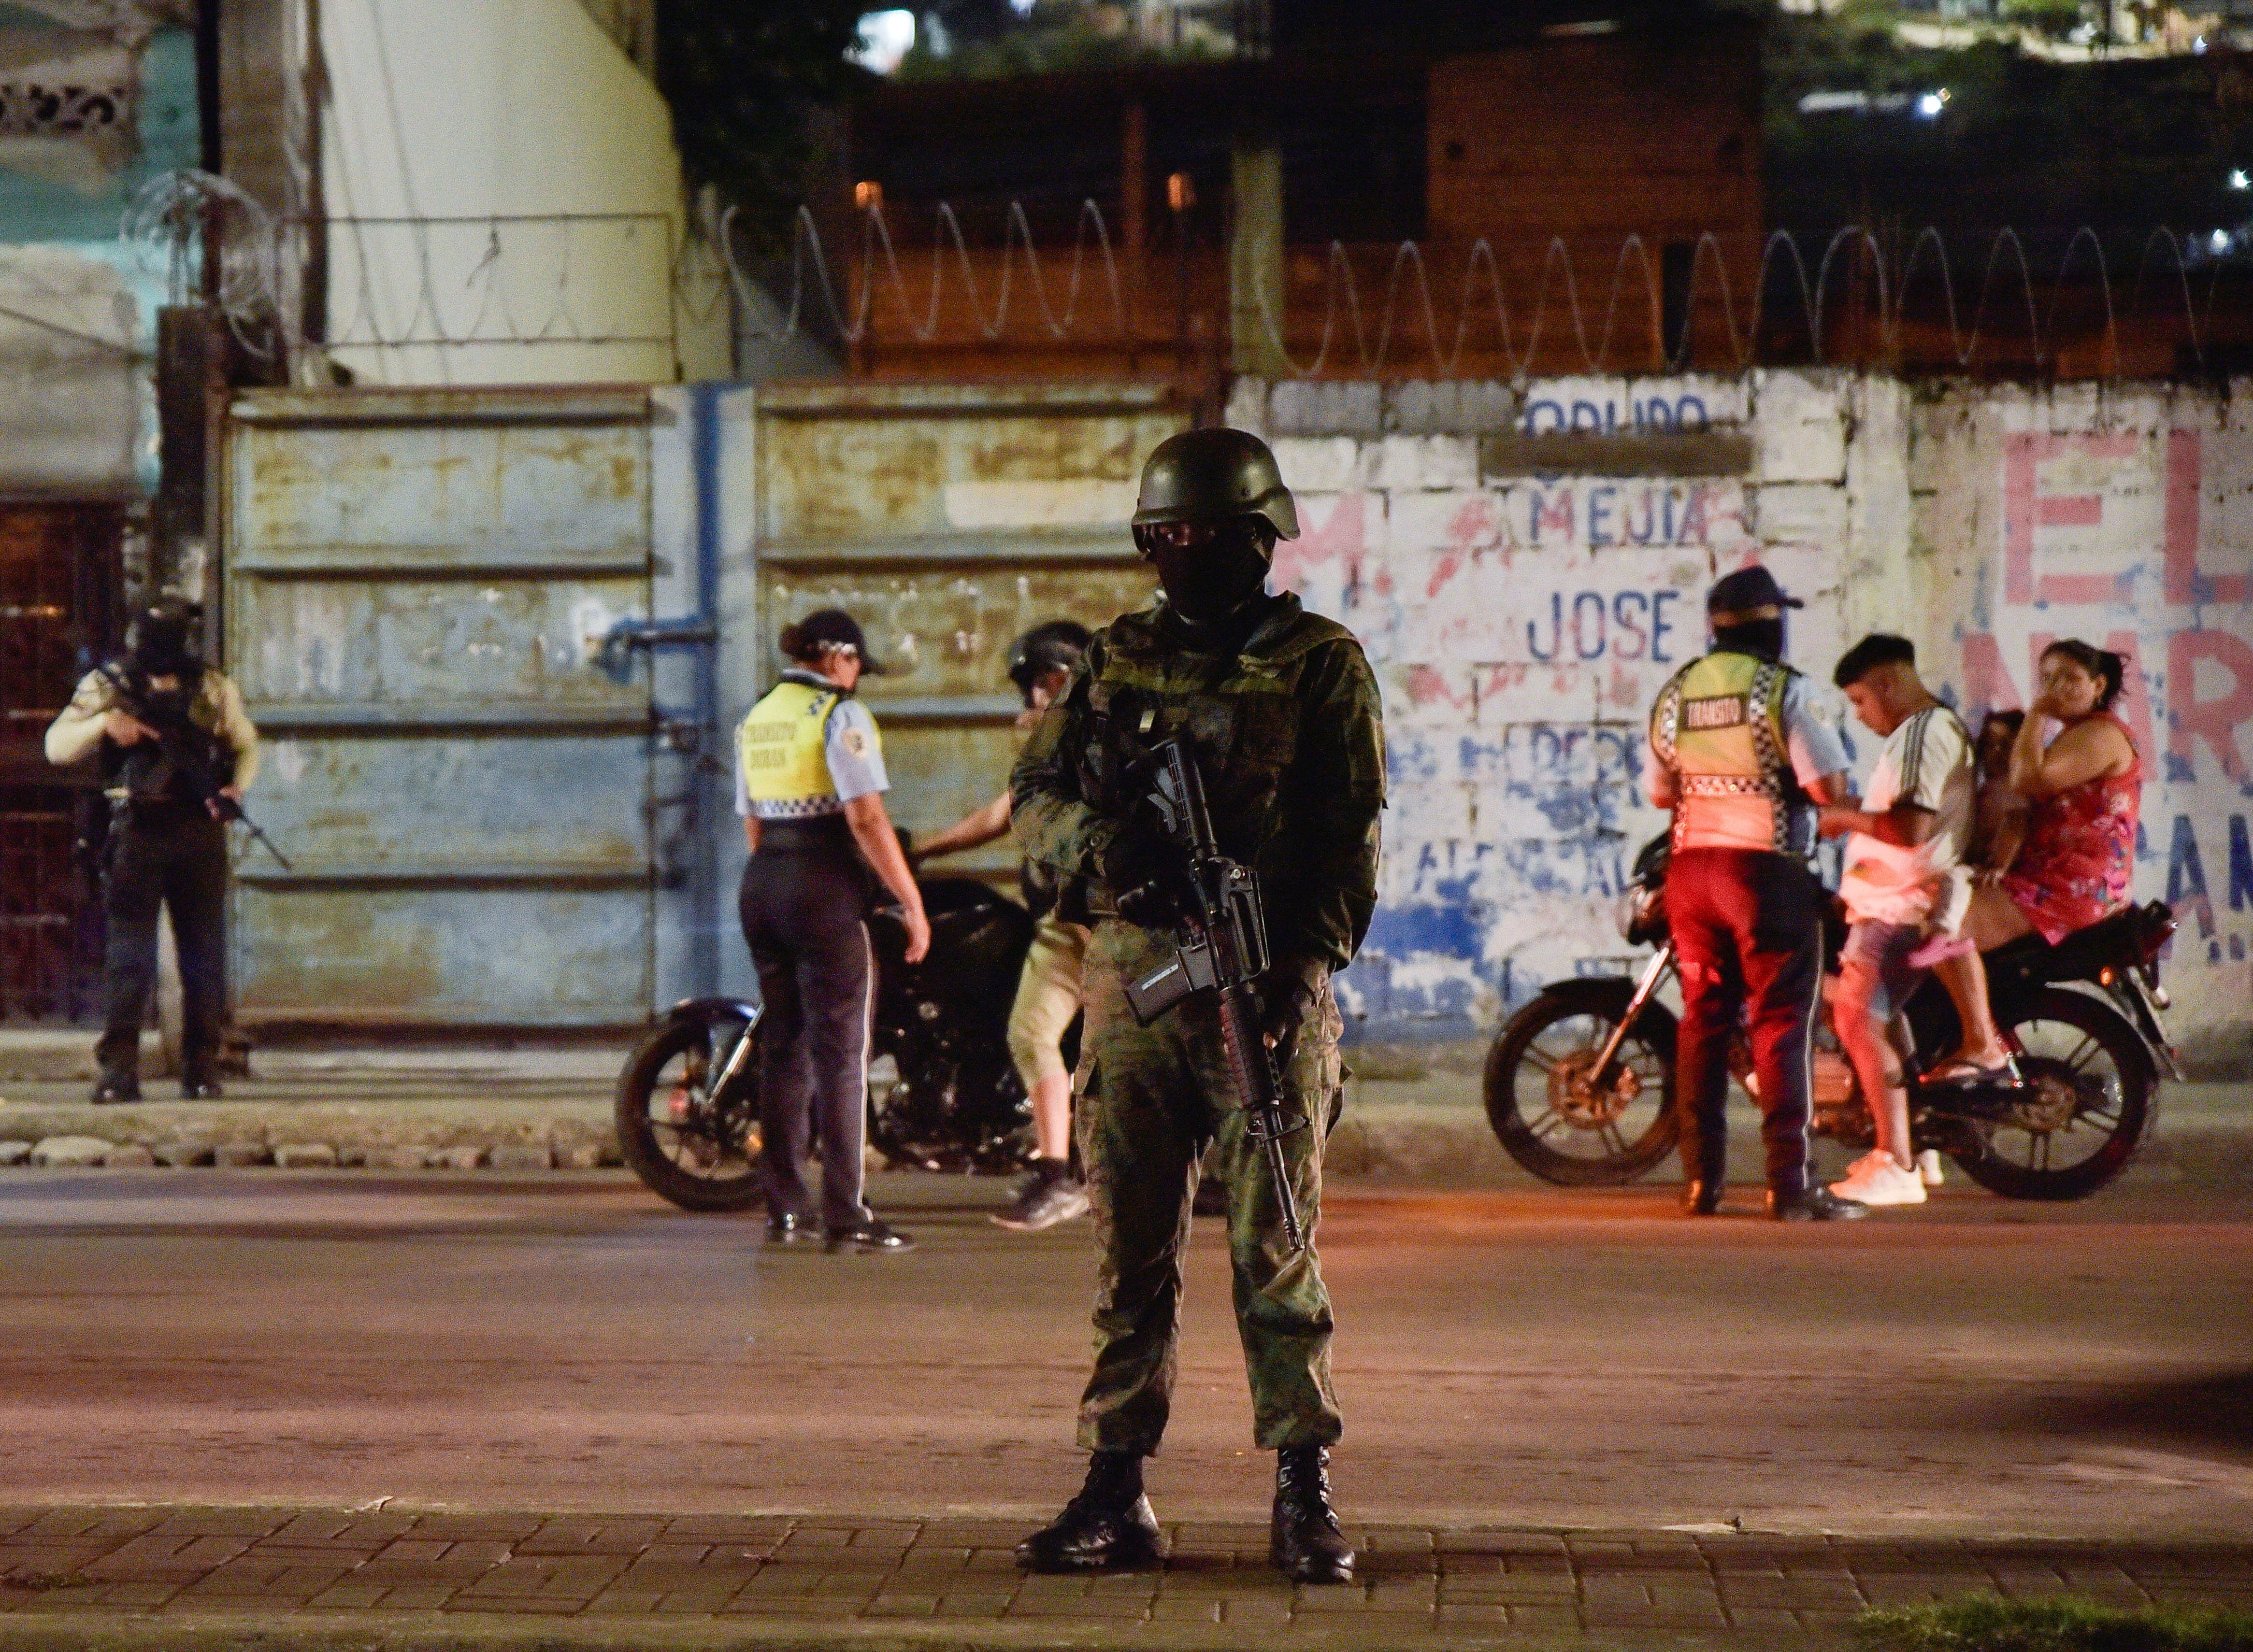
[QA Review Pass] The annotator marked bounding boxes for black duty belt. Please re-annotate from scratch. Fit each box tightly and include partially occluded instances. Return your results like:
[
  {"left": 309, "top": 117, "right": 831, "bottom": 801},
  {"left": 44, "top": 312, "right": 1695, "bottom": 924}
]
[{"left": 755, "top": 816, "right": 854, "bottom": 855}]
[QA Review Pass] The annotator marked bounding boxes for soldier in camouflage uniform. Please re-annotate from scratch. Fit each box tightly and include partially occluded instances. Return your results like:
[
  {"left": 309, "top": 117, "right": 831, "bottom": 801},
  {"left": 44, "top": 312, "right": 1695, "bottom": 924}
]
[{"left": 1009, "top": 428, "right": 1385, "bottom": 1584}]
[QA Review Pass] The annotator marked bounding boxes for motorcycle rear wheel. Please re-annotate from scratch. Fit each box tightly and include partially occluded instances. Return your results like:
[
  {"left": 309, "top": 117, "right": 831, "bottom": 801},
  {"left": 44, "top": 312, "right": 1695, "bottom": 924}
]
[
  {"left": 1948, "top": 986, "right": 2154, "bottom": 1202},
  {"left": 615, "top": 1016, "right": 766, "bottom": 1212},
  {"left": 1486, "top": 983, "right": 1680, "bottom": 1186}
]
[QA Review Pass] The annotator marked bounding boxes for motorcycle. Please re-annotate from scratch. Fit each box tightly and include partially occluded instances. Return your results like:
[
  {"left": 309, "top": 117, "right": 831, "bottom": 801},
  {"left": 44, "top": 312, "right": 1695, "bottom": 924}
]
[
  {"left": 615, "top": 876, "right": 1061, "bottom": 1211},
  {"left": 1484, "top": 835, "right": 2182, "bottom": 1201}
]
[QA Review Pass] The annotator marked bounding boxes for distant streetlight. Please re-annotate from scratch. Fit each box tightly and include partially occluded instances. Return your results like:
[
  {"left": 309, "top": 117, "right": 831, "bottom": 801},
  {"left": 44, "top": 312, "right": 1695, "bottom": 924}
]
[
  {"left": 855, "top": 181, "right": 884, "bottom": 213},
  {"left": 2210, "top": 229, "right": 2232, "bottom": 256},
  {"left": 1914, "top": 88, "right": 1950, "bottom": 119},
  {"left": 2230, "top": 170, "right": 2250, "bottom": 191},
  {"left": 850, "top": 9, "right": 916, "bottom": 74}
]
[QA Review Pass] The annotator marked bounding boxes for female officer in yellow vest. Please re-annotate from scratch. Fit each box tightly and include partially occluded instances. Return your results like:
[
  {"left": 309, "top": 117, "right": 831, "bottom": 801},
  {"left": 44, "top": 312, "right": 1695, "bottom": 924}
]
[{"left": 737, "top": 609, "right": 929, "bottom": 1253}]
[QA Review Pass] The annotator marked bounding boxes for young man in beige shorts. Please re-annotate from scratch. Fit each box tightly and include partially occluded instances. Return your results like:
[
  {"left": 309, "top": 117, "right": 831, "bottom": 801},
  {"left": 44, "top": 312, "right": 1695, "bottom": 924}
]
[{"left": 913, "top": 621, "right": 1093, "bottom": 1230}]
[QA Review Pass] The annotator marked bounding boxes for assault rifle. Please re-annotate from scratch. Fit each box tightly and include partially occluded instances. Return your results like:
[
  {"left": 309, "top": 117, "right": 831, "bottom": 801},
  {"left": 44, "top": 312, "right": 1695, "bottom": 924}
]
[
  {"left": 95, "top": 664, "right": 294, "bottom": 871},
  {"left": 1119, "top": 737, "right": 1306, "bottom": 1253}
]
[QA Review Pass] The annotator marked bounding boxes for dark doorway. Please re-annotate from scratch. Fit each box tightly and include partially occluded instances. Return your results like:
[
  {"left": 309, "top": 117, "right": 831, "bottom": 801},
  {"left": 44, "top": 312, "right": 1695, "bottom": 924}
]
[{"left": 0, "top": 502, "right": 124, "bottom": 1023}]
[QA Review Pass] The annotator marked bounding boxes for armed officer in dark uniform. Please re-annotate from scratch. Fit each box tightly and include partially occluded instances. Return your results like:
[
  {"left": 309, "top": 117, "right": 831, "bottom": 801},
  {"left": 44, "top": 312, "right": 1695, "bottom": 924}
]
[
  {"left": 44, "top": 597, "right": 259, "bottom": 1103},
  {"left": 1010, "top": 429, "right": 1385, "bottom": 1584}
]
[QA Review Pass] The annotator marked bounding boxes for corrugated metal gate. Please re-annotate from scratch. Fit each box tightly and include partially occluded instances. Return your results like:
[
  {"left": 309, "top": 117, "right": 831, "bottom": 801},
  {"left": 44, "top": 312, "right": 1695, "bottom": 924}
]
[
  {"left": 746, "top": 383, "right": 1191, "bottom": 881},
  {"left": 223, "top": 388, "right": 658, "bottom": 1027}
]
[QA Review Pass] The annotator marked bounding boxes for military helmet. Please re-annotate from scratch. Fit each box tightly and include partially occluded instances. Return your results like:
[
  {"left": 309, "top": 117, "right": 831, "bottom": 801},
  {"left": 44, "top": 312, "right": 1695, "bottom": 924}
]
[
  {"left": 1006, "top": 619, "right": 1092, "bottom": 700},
  {"left": 1132, "top": 427, "right": 1300, "bottom": 542}
]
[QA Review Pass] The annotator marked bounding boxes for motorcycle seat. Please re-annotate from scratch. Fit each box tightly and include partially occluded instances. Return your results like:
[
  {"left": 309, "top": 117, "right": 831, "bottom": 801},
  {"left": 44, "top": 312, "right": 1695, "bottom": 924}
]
[{"left": 1983, "top": 901, "right": 2160, "bottom": 986}]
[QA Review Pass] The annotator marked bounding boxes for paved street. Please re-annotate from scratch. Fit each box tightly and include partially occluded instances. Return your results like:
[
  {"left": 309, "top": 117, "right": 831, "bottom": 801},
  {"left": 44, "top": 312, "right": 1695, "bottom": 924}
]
[{"left": 0, "top": 1161, "right": 2245, "bottom": 1541}]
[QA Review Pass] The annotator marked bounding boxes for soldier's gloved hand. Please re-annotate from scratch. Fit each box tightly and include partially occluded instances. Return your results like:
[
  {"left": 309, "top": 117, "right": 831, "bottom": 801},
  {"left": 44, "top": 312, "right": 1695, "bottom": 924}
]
[
  {"left": 1258, "top": 972, "right": 1320, "bottom": 1074},
  {"left": 1099, "top": 826, "right": 1182, "bottom": 927}
]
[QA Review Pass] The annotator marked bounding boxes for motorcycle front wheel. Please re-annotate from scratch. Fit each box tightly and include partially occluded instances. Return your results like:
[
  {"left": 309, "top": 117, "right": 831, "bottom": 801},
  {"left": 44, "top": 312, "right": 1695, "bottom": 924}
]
[
  {"left": 1948, "top": 986, "right": 2154, "bottom": 1202},
  {"left": 1485, "top": 983, "right": 1680, "bottom": 1186},
  {"left": 615, "top": 1015, "right": 767, "bottom": 1212}
]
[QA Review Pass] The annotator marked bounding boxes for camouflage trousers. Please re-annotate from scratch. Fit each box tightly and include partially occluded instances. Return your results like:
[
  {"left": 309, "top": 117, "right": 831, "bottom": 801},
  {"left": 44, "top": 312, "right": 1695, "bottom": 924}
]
[{"left": 1071, "top": 935, "right": 1345, "bottom": 1456}]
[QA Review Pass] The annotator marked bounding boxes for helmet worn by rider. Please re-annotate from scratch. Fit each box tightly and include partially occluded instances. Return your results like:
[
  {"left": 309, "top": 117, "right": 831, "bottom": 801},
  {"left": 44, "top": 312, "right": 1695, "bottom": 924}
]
[
  {"left": 1132, "top": 427, "right": 1300, "bottom": 548},
  {"left": 1006, "top": 619, "right": 1092, "bottom": 702}
]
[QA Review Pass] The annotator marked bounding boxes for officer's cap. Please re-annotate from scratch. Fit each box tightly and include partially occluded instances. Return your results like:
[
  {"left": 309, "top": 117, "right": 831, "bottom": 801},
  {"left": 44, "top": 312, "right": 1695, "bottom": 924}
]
[
  {"left": 782, "top": 608, "right": 889, "bottom": 674},
  {"left": 1707, "top": 565, "right": 1803, "bottom": 618}
]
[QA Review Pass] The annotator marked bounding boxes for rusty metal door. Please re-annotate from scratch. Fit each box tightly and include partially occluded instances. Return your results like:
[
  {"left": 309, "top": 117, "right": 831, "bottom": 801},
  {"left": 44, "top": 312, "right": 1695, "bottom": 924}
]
[
  {"left": 746, "top": 384, "right": 1191, "bottom": 882},
  {"left": 223, "top": 388, "right": 657, "bottom": 1027},
  {"left": 0, "top": 502, "right": 122, "bottom": 1023}
]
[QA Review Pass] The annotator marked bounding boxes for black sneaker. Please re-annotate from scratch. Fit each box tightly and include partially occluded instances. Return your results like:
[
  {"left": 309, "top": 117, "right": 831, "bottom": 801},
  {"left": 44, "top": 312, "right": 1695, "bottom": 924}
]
[
  {"left": 993, "top": 1164, "right": 1090, "bottom": 1232},
  {"left": 89, "top": 1075, "right": 140, "bottom": 1105},
  {"left": 826, "top": 1216, "right": 914, "bottom": 1254}
]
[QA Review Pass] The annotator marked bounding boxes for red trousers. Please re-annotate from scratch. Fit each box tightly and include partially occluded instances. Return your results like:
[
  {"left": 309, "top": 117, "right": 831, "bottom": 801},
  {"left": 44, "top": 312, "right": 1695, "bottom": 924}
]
[{"left": 1665, "top": 848, "right": 1823, "bottom": 1195}]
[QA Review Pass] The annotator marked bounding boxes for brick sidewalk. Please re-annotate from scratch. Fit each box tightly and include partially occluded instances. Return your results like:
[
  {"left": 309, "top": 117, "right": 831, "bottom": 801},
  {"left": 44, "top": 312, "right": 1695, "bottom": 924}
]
[{"left": 0, "top": 1509, "right": 2246, "bottom": 1650}]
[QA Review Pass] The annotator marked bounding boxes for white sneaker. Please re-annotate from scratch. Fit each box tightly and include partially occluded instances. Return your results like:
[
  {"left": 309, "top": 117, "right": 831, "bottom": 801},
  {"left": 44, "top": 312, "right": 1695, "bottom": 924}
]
[
  {"left": 1915, "top": 1148, "right": 1945, "bottom": 1188},
  {"left": 1828, "top": 1151, "right": 1927, "bottom": 1207}
]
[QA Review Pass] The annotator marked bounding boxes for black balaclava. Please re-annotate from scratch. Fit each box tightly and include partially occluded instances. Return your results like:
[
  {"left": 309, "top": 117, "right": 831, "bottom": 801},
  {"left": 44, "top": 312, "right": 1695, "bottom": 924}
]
[
  {"left": 1144, "top": 518, "right": 1275, "bottom": 650},
  {"left": 1712, "top": 616, "right": 1786, "bottom": 663},
  {"left": 127, "top": 602, "right": 197, "bottom": 678}
]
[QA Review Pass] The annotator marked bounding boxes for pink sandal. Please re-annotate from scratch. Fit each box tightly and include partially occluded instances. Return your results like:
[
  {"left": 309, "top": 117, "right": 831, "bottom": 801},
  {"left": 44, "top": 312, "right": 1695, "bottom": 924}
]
[{"left": 1905, "top": 932, "right": 1974, "bottom": 969}]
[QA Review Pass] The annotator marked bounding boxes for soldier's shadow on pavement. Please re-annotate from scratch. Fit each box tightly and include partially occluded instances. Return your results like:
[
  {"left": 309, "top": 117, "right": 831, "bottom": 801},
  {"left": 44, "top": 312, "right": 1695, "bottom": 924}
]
[{"left": 1995, "top": 1367, "right": 2253, "bottom": 1456}]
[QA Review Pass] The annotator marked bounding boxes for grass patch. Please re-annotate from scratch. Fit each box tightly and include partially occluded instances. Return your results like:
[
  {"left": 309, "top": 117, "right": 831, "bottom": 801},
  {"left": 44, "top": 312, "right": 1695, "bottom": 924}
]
[{"left": 1862, "top": 1597, "right": 2253, "bottom": 1652}]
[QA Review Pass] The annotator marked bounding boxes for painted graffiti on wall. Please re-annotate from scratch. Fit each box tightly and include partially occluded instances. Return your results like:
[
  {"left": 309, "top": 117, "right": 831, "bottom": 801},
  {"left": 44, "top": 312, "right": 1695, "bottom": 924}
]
[
  {"left": 1266, "top": 375, "right": 2251, "bottom": 1058},
  {"left": 1268, "top": 399, "right": 1773, "bottom": 1035},
  {"left": 1514, "top": 376, "right": 1751, "bottom": 439},
  {"left": 1956, "top": 423, "right": 2253, "bottom": 1004}
]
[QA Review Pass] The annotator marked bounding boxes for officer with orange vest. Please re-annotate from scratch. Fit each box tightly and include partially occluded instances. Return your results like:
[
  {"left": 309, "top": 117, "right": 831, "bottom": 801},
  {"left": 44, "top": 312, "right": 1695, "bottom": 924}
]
[
  {"left": 737, "top": 608, "right": 928, "bottom": 1253},
  {"left": 1647, "top": 566, "right": 1863, "bottom": 1221}
]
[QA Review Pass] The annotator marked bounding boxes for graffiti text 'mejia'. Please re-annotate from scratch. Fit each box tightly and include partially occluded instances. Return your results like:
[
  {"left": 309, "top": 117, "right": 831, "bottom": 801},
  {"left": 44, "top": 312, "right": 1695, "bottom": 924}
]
[{"left": 1524, "top": 482, "right": 1728, "bottom": 548}]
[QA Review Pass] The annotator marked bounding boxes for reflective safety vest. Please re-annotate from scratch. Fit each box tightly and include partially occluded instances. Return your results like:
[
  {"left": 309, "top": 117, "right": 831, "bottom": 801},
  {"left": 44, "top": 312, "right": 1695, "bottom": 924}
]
[
  {"left": 738, "top": 678, "right": 868, "bottom": 818},
  {"left": 1650, "top": 651, "right": 1811, "bottom": 854}
]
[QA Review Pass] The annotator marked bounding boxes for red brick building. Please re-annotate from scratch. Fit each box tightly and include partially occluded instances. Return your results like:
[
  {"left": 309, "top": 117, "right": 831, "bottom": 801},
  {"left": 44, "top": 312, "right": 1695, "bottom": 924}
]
[{"left": 830, "top": 14, "right": 1764, "bottom": 380}]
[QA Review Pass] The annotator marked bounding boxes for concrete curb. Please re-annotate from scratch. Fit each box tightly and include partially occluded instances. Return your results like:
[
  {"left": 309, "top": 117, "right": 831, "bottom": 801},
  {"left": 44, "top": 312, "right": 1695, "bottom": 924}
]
[
  {"left": 0, "top": 1095, "right": 1521, "bottom": 1182},
  {"left": 0, "top": 1100, "right": 620, "bottom": 1174}
]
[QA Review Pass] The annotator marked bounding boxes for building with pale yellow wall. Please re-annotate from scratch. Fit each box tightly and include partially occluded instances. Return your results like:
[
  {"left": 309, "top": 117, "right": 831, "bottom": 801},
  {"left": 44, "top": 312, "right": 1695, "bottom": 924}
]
[{"left": 319, "top": 0, "right": 727, "bottom": 385}]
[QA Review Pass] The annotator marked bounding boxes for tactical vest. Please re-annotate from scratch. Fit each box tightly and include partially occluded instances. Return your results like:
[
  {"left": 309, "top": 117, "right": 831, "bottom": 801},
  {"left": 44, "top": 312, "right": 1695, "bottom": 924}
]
[
  {"left": 738, "top": 678, "right": 871, "bottom": 819},
  {"left": 100, "top": 665, "right": 235, "bottom": 808},
  {"left": 1650, "top": 651, "right": 1812, "bottom": 855}
]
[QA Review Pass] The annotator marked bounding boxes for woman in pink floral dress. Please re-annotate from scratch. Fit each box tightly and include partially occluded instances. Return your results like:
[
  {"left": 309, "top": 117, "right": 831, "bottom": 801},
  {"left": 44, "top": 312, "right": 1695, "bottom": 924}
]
[{"left": 1927, "top": 640, "right": 2141, "bottom": 1081}]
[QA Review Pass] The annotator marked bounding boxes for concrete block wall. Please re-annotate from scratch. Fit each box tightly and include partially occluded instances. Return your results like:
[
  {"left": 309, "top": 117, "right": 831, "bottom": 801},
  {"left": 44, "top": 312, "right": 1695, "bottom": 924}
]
[
  {"left": 1234, "top": 371, "right": 2252, "bottom": 1069},
  {"left": 646, "top": 372, "right": 2249, "bottom": 1068}
]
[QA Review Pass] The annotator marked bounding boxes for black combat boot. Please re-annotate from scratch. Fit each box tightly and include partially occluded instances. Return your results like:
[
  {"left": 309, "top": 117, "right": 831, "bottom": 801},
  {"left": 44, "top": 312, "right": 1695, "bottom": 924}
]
[
  {"left": 89, "top": 1072, "right": 140, "bottom": 1105},
  {"left": 1271, "top": 1445, "right": 1354, "bottom": 1584},
  {"left": 1679, "top": 1178, "right": 1722, "bottom": 1216},
  {"left": 1015, "top": 1451, "right": 1162, "bottom": 1573}
]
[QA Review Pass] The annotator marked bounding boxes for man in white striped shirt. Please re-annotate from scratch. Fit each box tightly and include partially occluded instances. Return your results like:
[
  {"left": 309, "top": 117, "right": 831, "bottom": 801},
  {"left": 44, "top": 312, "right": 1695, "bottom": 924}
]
[{"left": 1818, "top": 635, "right": 1975, "bottom": 1208}]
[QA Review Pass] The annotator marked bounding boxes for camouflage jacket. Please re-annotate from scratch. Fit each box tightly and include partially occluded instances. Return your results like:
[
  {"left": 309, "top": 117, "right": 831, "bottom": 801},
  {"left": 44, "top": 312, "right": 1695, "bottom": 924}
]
[{"left": 1010, "top": 592, "right": 1385, "bottom": 997}]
